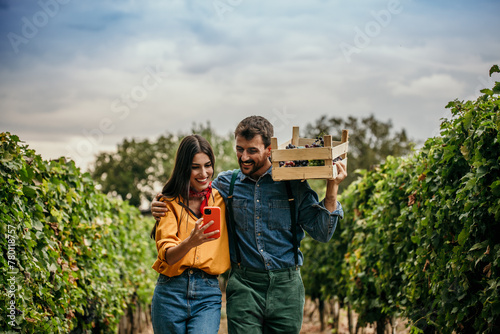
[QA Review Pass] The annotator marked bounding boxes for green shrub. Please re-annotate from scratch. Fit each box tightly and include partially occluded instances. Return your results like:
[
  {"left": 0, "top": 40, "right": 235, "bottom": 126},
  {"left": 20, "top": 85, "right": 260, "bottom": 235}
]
[{"left": 1, "top": 133, "right": 157, "bottom": 333}]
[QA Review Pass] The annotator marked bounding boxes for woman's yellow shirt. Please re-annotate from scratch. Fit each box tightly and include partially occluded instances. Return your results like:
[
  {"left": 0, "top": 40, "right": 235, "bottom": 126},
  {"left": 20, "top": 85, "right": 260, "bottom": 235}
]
[{"left": 152, "top": 189, "right": 230, "bottom": 277}]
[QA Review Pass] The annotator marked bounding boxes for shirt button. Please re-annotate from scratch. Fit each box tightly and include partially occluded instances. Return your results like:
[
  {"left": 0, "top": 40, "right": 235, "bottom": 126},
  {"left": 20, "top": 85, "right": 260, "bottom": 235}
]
[
  {"left": 189, "top": 270, "right": 194, "bottom": 274},
  {"left": 257, "top": 200, "right": 259, "bottom": 203},
  {"left": 257, "top": 216, "right": 260, "bottom": 219},
  {"left": 260, "top": 249, "right": 263, "bottom": 252}
]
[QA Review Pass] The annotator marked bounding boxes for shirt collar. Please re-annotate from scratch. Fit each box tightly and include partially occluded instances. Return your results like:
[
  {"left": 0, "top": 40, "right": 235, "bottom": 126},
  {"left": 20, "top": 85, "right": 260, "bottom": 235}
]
[{"left": 239, "top": 166, "right": 273, "bottom": 183}]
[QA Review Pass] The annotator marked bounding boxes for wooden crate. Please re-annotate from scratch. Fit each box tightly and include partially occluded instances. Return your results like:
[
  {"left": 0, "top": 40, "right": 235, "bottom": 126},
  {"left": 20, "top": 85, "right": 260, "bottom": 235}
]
[{"left": 271, "top": 126, "right": 349, "bottom": 181}]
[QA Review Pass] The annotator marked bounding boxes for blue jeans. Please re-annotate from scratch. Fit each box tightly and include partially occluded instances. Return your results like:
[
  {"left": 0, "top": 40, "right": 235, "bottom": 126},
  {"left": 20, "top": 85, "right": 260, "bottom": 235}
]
[{"left": 151, "top": 269, "right": 222, "bottom": 334}]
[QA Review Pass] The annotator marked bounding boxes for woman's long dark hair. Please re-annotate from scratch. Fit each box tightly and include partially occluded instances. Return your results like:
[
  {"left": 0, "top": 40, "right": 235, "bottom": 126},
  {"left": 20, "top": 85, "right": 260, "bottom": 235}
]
[{"left": 150, "top": 135, "right": 215, "bottom": 239}]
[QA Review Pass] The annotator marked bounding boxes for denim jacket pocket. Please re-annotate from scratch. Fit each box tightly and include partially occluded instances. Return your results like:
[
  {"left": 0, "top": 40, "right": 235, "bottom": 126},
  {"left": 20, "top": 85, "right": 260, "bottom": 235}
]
[
  {"left": 232, "top": 199, "right": 249, "bottom": 231},
  {"left": 269, "top": 199, "right": 292, "bottom": 230}
]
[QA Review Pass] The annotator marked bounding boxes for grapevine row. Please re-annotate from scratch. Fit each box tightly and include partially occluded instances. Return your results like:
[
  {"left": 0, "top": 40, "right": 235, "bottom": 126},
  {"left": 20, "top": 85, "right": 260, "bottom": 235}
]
[{"left": 302, "top": 65, "right": 500, "bottom": 333}]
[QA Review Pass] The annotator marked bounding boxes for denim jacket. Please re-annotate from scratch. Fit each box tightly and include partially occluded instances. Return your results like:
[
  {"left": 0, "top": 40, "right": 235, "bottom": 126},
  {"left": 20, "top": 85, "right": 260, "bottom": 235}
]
[{"left": 212, "top": 167, "right": 343, "bottom": 271}]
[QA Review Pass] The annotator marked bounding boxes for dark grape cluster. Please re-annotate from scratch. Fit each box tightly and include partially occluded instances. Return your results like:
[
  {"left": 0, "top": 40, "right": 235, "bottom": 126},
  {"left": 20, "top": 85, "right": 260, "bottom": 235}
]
[
  {"left": 278, "top": 137, "right": 342, "bottom": 167},
  {"left": 305, "top": 136, "right": 324, "bottom": 148},
  {"left": 279, "top": 143, "right": 309, "bottom": 167},
  {"left": 279, "top": 160, "right": 309, "bottom": 167}
]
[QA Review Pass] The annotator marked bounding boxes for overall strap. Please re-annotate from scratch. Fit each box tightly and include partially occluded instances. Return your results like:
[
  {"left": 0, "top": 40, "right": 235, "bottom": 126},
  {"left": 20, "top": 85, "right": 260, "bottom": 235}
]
[
  {"left": 227, "top": 169, "right": 242, "bottom": 267},
  {"left": 285, "top": 181, "right": 299, "bottom": 269}
]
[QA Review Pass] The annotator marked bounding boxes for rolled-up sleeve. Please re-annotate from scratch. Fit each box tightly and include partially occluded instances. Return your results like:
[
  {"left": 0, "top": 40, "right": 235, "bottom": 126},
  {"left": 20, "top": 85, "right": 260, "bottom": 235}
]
[
  {"left": 319, "top": 199, "right": 344, "bottom": 218},
  {"left": 296, "top": 182, "right": 344, "bottom": 243},
  {"left": 155, "top": 208, "right": 182, "bottom": 262}
]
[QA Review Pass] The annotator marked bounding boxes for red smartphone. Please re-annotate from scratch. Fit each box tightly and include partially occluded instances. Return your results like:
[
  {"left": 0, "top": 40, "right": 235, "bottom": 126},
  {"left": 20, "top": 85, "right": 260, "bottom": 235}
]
[{"left": 202, "top": 206, "right": 221, "bottom": 239}]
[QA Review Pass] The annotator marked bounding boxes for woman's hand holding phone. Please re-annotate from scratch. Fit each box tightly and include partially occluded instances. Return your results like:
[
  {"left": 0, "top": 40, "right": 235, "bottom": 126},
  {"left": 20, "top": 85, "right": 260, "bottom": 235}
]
[
  {"left": 187, "top": 218, "right": 219, "bottom": 248},
  {"left": 165, "top": 218, "right": 218, "bottom": 265},
  {"left": 202, "top": 206, "right": 221, "bottom": 239},
  {"left": 181, "top": 207, "right": 221, "bottom": 255}
]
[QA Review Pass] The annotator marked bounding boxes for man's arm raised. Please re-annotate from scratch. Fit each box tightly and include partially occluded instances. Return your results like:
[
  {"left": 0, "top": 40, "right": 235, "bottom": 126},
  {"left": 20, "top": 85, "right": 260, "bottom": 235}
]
[{"left": 324, "top": 161, "right": 347, "bottom": 212}]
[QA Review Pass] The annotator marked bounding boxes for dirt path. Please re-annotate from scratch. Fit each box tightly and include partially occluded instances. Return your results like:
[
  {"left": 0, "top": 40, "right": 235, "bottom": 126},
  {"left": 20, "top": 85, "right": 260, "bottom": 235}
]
[
  {"left": 218, "top": 293, "right": 379, "bottom": 334},
  {"left": 142, "top": 293, "right": 407, "bottom": 333}
]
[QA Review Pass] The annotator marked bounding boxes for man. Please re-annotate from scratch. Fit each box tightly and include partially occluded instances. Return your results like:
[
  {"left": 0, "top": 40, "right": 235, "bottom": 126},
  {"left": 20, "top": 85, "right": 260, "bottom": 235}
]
[{"left": 151, "top": 115, "right": 346, "bottom": 333}]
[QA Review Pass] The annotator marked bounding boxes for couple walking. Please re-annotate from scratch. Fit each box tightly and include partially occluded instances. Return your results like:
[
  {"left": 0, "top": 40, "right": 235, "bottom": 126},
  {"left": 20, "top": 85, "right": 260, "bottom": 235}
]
[{"left": 150, "top": 115, "right": 347, "bottom": 334}]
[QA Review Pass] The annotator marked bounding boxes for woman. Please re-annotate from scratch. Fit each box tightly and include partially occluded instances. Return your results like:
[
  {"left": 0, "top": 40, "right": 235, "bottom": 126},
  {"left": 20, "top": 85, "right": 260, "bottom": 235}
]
[{"left": 150, "top": 135, "right": 230, "bottom": 334}]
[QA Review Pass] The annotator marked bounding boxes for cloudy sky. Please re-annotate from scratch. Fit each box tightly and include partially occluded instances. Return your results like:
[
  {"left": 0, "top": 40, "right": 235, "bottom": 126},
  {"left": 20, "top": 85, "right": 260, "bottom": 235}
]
[{"left": 1, "top": 0, "right": 499, "bottom": 170}]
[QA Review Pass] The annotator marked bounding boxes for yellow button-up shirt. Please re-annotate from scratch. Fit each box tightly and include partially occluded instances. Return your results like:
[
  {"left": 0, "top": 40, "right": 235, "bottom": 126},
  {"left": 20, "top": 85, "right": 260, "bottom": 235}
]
[{"left": 152, "top": 189, "right": 230, "bottom": 277}]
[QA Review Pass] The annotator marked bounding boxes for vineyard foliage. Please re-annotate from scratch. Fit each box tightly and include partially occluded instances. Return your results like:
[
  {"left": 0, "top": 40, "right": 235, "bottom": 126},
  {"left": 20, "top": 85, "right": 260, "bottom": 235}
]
[
  {"left": 302, "top": 65, "right": 500, "bottom": 333},
  {"left": 0, "top": 133, "right": 157, "bottom": 333}
]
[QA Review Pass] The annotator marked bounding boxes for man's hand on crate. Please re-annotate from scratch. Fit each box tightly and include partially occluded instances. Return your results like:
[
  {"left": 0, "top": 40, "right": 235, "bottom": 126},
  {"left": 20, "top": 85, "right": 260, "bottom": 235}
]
[{"left": 324, "top": 160, "right": 347, "bottom": 212}]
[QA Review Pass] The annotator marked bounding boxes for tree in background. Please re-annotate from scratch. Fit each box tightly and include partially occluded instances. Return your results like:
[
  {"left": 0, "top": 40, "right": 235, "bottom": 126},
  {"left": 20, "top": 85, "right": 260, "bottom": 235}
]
[
  {"left": 91, "top": 115, "right": 413, "bottom": 208},
  {"left": 91, "top": 137, "right": 159, "bottom": 207},
  {"left": 91, "top": 122, "right": 238, "bottom": 208}
]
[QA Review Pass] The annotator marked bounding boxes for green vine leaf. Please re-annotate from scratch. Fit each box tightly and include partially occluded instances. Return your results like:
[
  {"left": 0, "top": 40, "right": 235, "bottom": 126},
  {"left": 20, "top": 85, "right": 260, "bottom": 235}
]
[{"left": 489, "top": 64, "right": 500, "bottom": 76}]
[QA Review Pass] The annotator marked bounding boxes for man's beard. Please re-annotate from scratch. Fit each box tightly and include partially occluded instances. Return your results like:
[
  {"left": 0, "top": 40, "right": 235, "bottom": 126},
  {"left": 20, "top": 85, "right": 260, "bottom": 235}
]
[{"left": 239, "top": 158, "right": 264, "bottom": 177}]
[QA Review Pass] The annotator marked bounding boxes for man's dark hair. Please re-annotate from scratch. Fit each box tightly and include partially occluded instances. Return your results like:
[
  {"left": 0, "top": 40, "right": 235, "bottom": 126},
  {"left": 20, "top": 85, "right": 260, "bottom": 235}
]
[{"left": 234, "top": 116, "right": 274, "bottom": 148}]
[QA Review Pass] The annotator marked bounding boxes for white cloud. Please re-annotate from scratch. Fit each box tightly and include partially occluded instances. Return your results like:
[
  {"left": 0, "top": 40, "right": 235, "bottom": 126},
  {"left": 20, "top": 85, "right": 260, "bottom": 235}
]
[
  {"left": 389, "top": 74, "right": 466, "bottom": 98},
  {"left": 1, "top": 0, "right": 499, "bottom": 170}
]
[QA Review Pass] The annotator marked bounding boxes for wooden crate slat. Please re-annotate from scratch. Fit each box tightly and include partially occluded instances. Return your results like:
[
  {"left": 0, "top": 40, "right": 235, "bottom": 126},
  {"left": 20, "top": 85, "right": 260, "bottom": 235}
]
[
  {"left": 271, "top": 137, "right": 280, "bottom": 169},
  {"left": 292, "top": 127, "right": 300, "bottom": 146},
  {"left": 272, "top": 147, "right": 333, "bottom": 161},
  {"left": 298, "top": 138, "right": 316, "bottom": 146},
  {"left": 341, "top": 129, "right": 349, "bottom": 168},
  {"left": 272, "top": 166, "right": 338, "bottom": 181},
  {"left": 330, "top": 142, "right": 349, "bottom": 159},
  {"left": 272, "top": 142, "right": 348, "bottom": 162},
  {"left": 324, "top": 135, "right": 333, "bottom": 168},
  {"left": 273, "top": 159, "right": 348, "bottom": 181}
]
